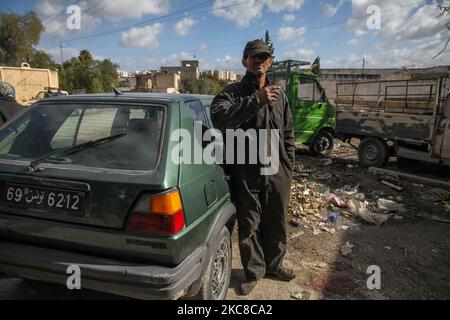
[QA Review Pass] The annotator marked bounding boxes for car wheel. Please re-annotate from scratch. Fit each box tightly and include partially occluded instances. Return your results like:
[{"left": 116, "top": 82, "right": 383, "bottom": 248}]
[
  {"left": 358, "top": 137, "right": 388, "bottom": 167},
  {"left": 198, "top": 226, "right": 232, "bottom": 300},
  {"left": 310, "top": 131, "right": 334, "bottom": 156}
]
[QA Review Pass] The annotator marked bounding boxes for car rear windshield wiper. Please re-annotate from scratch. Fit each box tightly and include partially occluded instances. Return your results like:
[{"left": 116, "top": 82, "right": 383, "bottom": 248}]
[{"left": 26, "top": 133, "right": 126, "bottom": 172}]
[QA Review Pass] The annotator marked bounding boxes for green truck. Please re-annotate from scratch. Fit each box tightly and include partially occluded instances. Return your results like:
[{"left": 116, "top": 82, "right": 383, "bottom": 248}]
[{"left": 268, "top": 59, "right": 336, "bottom": 155}]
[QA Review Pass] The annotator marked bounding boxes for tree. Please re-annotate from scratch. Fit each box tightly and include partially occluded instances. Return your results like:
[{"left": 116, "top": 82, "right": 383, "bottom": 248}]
[
  {"left": 59, "top": 50, "right": 118, "bottom": 94},
  {"left": 0, "top": 11, "right": 44, "bottom": 66},
  {"left": 28, "top": 49, "right": 56, "bottom": 69},
  {"left": 264, "top": 30, "right": 275, "bottom": 61}
]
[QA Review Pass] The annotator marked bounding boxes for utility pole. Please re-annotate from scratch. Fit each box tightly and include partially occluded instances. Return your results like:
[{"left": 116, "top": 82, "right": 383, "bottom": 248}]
[
  {"left": 60, "top": 41, "right": 64, "bottom": 67},
  {"left": 362, "top": 58, "right": 365, "bottom": 75}
]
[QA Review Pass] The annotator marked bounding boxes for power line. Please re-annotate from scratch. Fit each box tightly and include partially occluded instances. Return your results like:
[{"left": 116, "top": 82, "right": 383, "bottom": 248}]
[
  {"left": 110, "top": 0, "right": 428, "bottom": 59},
  {"left": 63, "top": 0, "right": 243, "bottom": 45}
]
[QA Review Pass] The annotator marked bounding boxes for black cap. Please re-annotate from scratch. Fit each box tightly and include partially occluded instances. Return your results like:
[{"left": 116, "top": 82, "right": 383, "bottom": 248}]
[{"left": 243, "top": 39, "right": 272, "bottom": 58}]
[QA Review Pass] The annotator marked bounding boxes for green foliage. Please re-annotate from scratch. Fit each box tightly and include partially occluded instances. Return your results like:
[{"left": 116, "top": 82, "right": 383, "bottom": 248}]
[
  {"left": 59, "top": 50, "right": 119, "bottom": 94},
  {"left": 180, "top": 75, "right": 231, "bottom": 95},
  {"left": 264, "top": 30, "right": 275, "bottom": 61},
  {"left": 28, "top": 49, "right": 56, "bottom": 69},
  {"left": 0, "top": 11, "right": 44, "bottom": 66}
]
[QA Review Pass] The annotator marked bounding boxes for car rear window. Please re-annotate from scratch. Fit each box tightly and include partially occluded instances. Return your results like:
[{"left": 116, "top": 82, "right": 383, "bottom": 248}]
[{"left": 0, "top": 104, "right": 165, "bottom": 171}]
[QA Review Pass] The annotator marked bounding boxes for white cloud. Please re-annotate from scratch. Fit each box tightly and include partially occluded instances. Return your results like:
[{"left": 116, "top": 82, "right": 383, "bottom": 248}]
[
  {"left": 160, "top": 52, "right": 195, "bottom": 66},
  {"left": 277, "top": 26, "right": 306, "bottom": 42},
  {"left": 212, "top": 0, "right": 264, "bottom": 27},
  {"left": 36, "top": 0, "right": 170, "bottom": 39},
  {"left": 264, "top": 0, "right": 305, "bottom": 12},
  {"left": 283, "top": 14, "right": 296, "bottom": 22},
  {"left": 120, "top": 23, "right": 164, "bottom": 48},
  {"left": 94, "top": 0, "right": 170, "bottom": 20},
  {"left": 212, "top": 0, "right": 306, "bottom": 27},
  {"left": 282, "top": 48, "right": 315, "bottom": 61},
  {"left": 201, "top": 55, "right": 243, "bottom": 72},
  {"left": 36, "top": 0, "right": 63, "bottom": 17},
  {"left": 347, "top": 0, "right": 445, "bottom": 42},
  {"left": 348, "top": 38, "right": 360, "bottom": 45},
  {"left": 174, "top": 17, "right": 196, "bottom": 37},
  {"left": 323, "top": 0, "right": 348, "bottom": 17}
]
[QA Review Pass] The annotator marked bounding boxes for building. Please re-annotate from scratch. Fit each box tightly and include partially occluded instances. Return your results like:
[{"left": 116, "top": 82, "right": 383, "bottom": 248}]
[{"left": 181, "top": 60, "right": 200, "bottom": 80}]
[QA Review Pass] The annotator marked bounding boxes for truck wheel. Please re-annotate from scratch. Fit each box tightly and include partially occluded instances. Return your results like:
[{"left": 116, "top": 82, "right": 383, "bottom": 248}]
[
  {"left": 198, "top": 226, "right": 232, "bottom": 300},
  {"left": 310, "top": 131, "right": 334, "bottom": 156},
  {"left": 358, "top": 138, "right": 388, "bottom": 167}
]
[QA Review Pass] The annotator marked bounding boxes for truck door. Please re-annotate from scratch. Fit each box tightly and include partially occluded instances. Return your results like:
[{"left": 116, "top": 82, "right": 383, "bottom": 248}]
[{"left": 290, "top": 75, "right": 328, "bottom": 144}]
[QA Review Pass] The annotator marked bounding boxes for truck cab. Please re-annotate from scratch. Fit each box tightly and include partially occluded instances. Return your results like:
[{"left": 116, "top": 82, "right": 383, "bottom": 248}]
[{"left": 269, "top": 60, "right": 336, "bottom": 155}]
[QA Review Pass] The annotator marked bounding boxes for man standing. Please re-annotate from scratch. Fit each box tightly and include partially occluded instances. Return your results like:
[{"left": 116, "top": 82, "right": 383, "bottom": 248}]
[
  {"left": 0, "top": 82, "right": 23, "bottom": 126},
  {"left": 211, "top": 40, "right": 296, "bottom": 295}
]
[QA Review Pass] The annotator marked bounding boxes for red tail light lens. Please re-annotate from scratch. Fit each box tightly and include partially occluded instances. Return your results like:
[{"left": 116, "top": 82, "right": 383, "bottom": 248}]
[{"left": 126, "top": 190, "right": 185, "bottom": 235}]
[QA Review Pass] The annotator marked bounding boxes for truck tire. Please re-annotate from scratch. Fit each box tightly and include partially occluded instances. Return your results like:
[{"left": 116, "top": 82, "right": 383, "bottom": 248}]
[
  {"left": 198, "top": 226, "right": 232, "bottom": 300},
  {"left": 358, "top": 137, "right": 388, "bottom": 167},
  {"left": 310, "top": 131, "right": 334, "bottom": 156}
]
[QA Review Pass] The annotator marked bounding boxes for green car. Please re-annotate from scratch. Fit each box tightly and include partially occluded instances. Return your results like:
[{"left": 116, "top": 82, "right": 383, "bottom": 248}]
[{"left": 0, "top": 93, "right": 235, "bottom": 300}]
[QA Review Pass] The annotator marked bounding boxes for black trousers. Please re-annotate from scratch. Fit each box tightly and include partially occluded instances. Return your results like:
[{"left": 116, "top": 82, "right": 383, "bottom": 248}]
[{"left": 231, "top": 166, "right": 292, "bottom": 281}]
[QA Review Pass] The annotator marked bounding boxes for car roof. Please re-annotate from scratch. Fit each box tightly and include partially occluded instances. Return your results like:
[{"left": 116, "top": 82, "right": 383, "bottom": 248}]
[{"left": 39, "top": 92, "right": 214, "bottom": 104}]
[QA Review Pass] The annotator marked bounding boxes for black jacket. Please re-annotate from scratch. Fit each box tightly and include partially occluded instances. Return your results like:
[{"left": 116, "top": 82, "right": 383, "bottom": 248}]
[
  {"left": 211, "top": 71, "right": 295, "bottom": 189},
  {"left": 0, "top": 97, "right": 23, "bottom": 126}
]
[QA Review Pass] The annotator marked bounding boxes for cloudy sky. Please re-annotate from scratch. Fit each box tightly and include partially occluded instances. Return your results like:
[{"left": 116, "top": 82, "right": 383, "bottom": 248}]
[{"left": 3, "top": 0, "right": 450, "bottom": 73}]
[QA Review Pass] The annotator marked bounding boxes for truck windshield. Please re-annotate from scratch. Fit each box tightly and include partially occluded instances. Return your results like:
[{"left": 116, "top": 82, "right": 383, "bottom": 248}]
[{"left": 0, "top": 104, "right": 164, "bottom": 171}]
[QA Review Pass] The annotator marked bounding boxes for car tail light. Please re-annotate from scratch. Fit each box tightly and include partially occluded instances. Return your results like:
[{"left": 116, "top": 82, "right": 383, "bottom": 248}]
[{"left": 126, "top": 189, "right": 185, "bottom": 235}]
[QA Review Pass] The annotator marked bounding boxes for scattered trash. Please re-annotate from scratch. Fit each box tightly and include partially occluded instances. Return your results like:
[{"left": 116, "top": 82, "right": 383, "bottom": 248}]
[
  {"left": 312, "top": 229, "right": 322, "bottom": 235},
  {"left": 346, "top": 164, "right": 354, "bottom": 169},
  {"left": 321, "top": 226, "right": 337, "bottom": 234},
  {"left": 339, "top": 225, "right": 350, "bottom": 231},
  {"left": 320, "top": 158, "right": 333, "bottom": 166},
  {"left": 327, "top": 213, "right": 340, "bottom": 223},
  {"left": 289, "top": 231, "right": 304, "bottom": 240},
  {"left": 340, "top": 242, "right": 354, "bottom": 257},
  {"left": 290, "top": 218, "right": 303, "bottom": 227},
  {"left": 312, "top": 172, "right": 332, "bottom": 180},
  {"left": 432, "top": 249, "right": 439, "bottom": 253},
  {"left": 328, "top": 195, "right": 348, "bottom": 209},
  {"left": 376, "top": 198, "right": 407, "bottom": 214},
  {"left": 393, "top": 215, "right": 404, "bottom": 220},
  {"left": 380, "top": 175, "right": 400, "bottom": 184},
  {"left": 384, "top": 246, "right": 392, "bottom": 250},
  {"left": 380, "top": 180, "right": 403, "bottom": 192},
  {"left": 347, "top": 199, "right": 389, "bottom": 225},
  {"left": 290, "top": 291, "right": 304, "bottom": 300},
  {"left": 443, "top": 202, "right": 450, "bottom": 212},
  {"left": 395, "top": 196, "right": 403, "bottom": 202}
]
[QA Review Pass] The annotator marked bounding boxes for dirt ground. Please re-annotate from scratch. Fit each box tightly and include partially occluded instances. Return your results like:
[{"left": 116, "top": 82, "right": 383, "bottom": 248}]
[{"left": 1, "top": 141, "right": 449, "bottom": 300}]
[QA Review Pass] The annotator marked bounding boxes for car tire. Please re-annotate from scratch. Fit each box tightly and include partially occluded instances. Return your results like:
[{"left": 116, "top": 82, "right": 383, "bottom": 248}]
[
  {"left": 358, "top": 137, "right": 388, "bottom": 167},
  {"left": 198, "top": 226, "right": 232, "bottom": 300},
  {"left": 310, "top": 131, "right": 334, "bottom": 156}
]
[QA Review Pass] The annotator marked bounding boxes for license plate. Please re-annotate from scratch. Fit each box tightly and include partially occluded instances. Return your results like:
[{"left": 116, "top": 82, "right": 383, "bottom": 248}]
[{"left": 2, "top": 183, "right": 86, "bottom": 214}]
